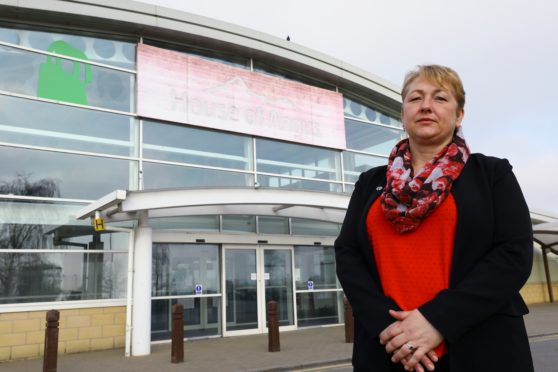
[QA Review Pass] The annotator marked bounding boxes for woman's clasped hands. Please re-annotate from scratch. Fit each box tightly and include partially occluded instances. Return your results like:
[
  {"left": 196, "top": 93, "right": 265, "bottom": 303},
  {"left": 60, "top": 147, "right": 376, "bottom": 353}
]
[{"left": 379, "top": 309, "right": 444, "bottom": 372}]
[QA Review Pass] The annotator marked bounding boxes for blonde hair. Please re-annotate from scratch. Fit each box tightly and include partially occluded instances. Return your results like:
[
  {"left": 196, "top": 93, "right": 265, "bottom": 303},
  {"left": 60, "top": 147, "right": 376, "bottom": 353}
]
[{"left": 401, "top": 65, "right": 465, "bottom": 112}]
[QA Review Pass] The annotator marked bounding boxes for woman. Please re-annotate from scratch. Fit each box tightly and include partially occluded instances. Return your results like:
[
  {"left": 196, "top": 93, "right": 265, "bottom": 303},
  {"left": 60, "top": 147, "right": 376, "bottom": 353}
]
[{"left": 335, "top": 65, "right": 534, "bottom": 372}]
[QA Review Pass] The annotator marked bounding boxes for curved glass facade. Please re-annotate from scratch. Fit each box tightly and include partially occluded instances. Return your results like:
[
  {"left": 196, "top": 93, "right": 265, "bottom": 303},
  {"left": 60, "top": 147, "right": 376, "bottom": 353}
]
[
  {"left": 0, "top": 23, "right": 401, "bottom": 302},
  {"left": 0, "top": 15, "right": 400, "bottom": 344}
]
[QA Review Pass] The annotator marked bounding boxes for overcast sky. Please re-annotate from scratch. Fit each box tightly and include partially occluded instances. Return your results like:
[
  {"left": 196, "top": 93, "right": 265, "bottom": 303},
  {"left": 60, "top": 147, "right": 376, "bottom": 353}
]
[{"left": 141, "top": 0, "right": 558, "bottom": 215}]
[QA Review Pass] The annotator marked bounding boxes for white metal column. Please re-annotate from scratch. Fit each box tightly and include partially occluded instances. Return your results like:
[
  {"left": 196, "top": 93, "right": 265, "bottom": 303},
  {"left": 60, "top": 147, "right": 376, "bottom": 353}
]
[{"left": 132, "top": 211, "right": 152, "bottom": 356}]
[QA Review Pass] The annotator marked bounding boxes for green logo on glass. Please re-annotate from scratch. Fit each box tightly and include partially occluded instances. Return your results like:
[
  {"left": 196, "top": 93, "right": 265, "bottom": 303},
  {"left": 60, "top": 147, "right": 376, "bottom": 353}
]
[{"left": 37, "top": 40, "right": 92, "bottom": 105}]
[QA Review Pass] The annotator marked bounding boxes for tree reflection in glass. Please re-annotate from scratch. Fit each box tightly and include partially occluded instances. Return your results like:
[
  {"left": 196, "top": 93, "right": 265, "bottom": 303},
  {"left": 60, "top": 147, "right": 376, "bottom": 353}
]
[{"left": 0, "top": 174, "right": 60, "bottom": 303}]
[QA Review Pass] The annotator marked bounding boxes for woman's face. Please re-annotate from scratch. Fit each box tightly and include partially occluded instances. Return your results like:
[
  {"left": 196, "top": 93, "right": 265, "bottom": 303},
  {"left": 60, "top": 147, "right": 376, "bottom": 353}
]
[{"left": 401, "top": 76, "right": 464, "bottom": 148}]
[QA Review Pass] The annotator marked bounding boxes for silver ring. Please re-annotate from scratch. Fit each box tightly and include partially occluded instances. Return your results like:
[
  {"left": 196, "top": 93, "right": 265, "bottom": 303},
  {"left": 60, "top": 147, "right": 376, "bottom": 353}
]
[{"left": 406, "top": 343, "right": 416, "bottom": 352}]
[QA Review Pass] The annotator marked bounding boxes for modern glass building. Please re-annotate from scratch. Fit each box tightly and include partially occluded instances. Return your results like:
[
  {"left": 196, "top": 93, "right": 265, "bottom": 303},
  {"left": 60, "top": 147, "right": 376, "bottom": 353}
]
[{"left": 0, "top": 0, "right": 555, "bottom": 362}]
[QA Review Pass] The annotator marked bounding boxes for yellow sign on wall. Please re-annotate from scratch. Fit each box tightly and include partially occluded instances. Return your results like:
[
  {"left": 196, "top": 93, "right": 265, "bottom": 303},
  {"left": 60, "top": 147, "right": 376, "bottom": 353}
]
[{"left": 93, "top": 217, "right": 105, "bottom": 231}]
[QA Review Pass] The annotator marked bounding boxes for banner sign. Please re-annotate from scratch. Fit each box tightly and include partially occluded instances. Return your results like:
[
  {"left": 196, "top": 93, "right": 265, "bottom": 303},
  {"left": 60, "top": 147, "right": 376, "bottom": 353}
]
[{"left": 137, "top": 44, "right": 346, "bottom": 149}]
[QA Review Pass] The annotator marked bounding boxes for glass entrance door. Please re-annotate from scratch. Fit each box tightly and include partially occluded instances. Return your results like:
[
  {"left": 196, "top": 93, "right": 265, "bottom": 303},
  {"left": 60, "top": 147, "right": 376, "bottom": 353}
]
[
  {"left": 223, "top": 246, "right": 295, "bottom": 335},
  {"left": 224, "top": 248, "right": 259, "bottom": 332},
  {"left": 263, "top": 249, "right": 294, "bottom": 327}
]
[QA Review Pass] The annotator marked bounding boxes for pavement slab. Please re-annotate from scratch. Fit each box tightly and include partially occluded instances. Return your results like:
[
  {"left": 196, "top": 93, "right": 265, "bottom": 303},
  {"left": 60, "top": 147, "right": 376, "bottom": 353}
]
[{"left": 1, "top": 302, "right": 557, "bottom": 372}]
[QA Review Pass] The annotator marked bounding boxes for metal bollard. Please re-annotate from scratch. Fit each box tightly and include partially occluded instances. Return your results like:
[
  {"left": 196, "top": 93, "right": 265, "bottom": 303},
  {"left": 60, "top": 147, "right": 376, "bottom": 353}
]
[
  {"left": 343, "top": 297, "right": 354, "bottom": 343},
  {"left": 43, "top": 310, "right": 60, "bottom": 372},
  {"left": 266, "top": 300, "right": 280, "bottom": 352},
  {"left": 171, "top": 304, "right": 184, "bottom": 363}
]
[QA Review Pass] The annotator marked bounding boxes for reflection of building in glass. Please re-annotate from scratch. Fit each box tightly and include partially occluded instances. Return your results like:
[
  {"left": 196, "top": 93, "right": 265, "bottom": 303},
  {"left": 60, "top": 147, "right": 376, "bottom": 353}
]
[{"left": 0, "top": 0, "right": 555, "bottom": 363}]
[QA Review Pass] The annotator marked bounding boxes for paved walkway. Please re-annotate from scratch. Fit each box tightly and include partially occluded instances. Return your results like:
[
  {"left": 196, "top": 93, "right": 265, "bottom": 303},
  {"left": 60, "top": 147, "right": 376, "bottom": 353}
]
[{"left": 1, "top": 302, "right": 557, "bottom": 372}]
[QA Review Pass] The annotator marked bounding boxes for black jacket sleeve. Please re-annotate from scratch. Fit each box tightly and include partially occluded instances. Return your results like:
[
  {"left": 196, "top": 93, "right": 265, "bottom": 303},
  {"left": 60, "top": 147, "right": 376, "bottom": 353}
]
[{"left": 419, "top": 157, "right": 533, "bottom": 343}]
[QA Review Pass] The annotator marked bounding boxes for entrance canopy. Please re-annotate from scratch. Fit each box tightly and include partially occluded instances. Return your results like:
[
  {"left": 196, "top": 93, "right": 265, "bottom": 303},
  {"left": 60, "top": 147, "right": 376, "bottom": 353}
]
[
  {"left": 76, "top": 187, "right": 351, "bottom": 224},
  {"left": 74, "top": 187, "right": 352, "bottom": 356}
]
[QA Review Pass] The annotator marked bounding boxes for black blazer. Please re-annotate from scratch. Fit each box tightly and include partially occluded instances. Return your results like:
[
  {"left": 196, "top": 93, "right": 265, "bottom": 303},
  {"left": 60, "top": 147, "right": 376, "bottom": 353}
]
[{"left": 335, "top": 154, "right": 534, "bottom": 372}]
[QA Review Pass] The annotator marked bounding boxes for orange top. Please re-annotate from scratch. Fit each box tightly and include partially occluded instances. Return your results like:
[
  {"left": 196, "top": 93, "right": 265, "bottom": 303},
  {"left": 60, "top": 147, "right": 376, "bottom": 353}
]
[{"left": 367, "top": 194, "right": 457, "bottom": 356}]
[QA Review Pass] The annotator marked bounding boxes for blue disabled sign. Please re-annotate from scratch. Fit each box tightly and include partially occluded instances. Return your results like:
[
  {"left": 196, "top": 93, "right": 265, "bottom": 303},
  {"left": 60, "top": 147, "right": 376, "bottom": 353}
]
[
  {"left": 307, "top": 281, "right": 314, "bottom": 290},
  {"left": 195, "top": 284, "right": 203, "bottom": 294}
]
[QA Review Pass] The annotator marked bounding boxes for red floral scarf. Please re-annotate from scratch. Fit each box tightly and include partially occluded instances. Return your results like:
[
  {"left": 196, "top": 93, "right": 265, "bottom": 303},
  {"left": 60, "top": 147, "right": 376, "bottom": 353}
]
[{"left": 380, "top": 129, "right": 470, "bottom": 233}]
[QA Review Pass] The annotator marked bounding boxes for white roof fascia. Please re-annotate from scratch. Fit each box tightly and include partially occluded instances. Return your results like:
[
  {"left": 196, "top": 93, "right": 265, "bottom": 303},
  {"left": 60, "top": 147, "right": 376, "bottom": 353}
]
[
  {"left": 119, "top": 188, "right": 348, "bottom": 212},
  {"left": 75, "top": 188, "right": 350, "bottom": 224},
  {"left": 75, "top": 189, "right": 127, "bottom": 220}
]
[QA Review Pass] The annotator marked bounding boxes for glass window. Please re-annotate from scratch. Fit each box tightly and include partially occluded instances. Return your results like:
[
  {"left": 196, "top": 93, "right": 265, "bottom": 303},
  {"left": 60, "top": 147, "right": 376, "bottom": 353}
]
[
  {"left": 0, "top": 203, "right": 130, "bottom": 305},
  {"left": 0, "top": 224, "right": 128, "bottom": 252},
  {"left": 152, "top": 244, "right": 220, "bottom": 296},
  {"left": 296, "top": 291, "right": 343, "bottom": 327},
  {"left": 258, "top": 216, "right": 289, "bottom": 235},
  {"left": 143, "top": 121, "right": 252, "bottom": 170},
  {"left": 344, "top": 184, "right": 355, "bottom": 194},
  {"left": 151, "top": 297, "right": 220, "bottom": 340},
  {"left": 343, "top": 152, "right": 387, "bottom": 183},
  {"left": 343, "top": 96, "right": 402, "bottom": 128},
  {"left": 0, "top": 94, "right": 137, "bottom": 156},
  {"left": 256, "top": 138, "right": 340, "bottom": 181},
  {"left": 0, "top": 200, "right": 84, "bottom": 226},
  {"left": 294, "top": 246, "right": 342, "bottom": 328},
  {"left": 0, "top": 252, "right": 127, "bottom": 304},
  {"left": 148, "top": 216, "right": 219, "bottom": 232},
  {"left": 222, "top": 215, "right": 256, "bottom": 233},
  {"left": 294, "top": 246, "right": 337, "bottom": 290},
  {"left": 0, "top": 44, "right": 134, "bottom": 112},
  {"left": 142, "top": 162, "right": 252, "bottom": 189},
  {"left": 0, "top": 27, "right": 136, "bottom": 69},
  {"left": 345, "top": 118, "right": 404, "bottom": 155},
  {"left": 258, "top": 175, "right": 342, "bottom": 193},
  {"left": 0, "top": 146, "right": 137, "bottom": 200},
  {"left": 53, "top": 230, "right": 129, "bottom": 251},
  {"left": 291, "top": 218, "right": 341, "bottom": 236},
  {"left": 0, "top": 200, "right": 129, "bottom": 249}
]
